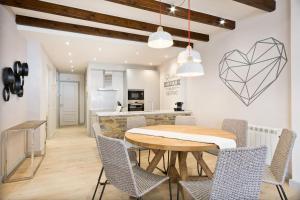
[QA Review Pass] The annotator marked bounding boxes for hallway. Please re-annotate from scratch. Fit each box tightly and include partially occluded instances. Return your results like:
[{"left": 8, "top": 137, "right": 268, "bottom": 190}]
[{"left": 0, "top": 127, "right": 298, "bottom": 200}]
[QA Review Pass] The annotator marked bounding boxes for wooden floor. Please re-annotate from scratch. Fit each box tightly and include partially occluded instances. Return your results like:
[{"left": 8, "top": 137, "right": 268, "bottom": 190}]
[{"left": 0, "top": 126, "right": 299, "bottom": 200}]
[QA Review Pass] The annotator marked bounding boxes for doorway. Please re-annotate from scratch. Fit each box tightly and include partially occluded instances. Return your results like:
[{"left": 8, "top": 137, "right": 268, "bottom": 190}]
[{"left": 59, "top": 81, "right": 79, "bottom": 126}]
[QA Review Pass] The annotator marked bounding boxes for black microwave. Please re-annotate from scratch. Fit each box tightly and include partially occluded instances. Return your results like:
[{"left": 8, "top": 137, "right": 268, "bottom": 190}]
[{"left": 128, "top": 90, "right": 144, "bottom": 100}]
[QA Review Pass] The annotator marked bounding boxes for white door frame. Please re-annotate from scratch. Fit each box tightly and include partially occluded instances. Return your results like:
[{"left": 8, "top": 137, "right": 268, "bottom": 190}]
[{"left": 59, "top": 80, "right": 80, "bottom": 127}]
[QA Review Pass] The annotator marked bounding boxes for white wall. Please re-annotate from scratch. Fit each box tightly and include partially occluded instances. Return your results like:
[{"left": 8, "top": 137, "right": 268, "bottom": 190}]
[
  {"left": 59, "top": 73, "right": 85, "bottom": 124},
  {"left": 159, "top": 59, "right": 187, "bottom": 110},
  {"left": 0, "top": 6, "right": 28, "bottom": 179},
  {"left": 160, "top": 0, "right": 290, "bottom": 128},
  {"left": 291, "top": 0, "right": 300, "bottom": 188},
  {"left": 0, "top": 6, "right": 57, "bottom": 180}
]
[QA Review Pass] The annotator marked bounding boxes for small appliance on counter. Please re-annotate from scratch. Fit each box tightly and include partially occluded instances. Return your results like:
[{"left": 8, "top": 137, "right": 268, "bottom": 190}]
[
  {"left": 174, "top": 102, "right": 184, "bottom": 111},
  {"left": 128, "top": 89, "right": 144, "bottom": 111}
]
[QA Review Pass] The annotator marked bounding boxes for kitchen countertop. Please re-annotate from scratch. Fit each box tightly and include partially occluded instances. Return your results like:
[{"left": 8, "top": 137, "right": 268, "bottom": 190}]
[{"left": 96, "top": 110, "right": 192, "bottom": 117}]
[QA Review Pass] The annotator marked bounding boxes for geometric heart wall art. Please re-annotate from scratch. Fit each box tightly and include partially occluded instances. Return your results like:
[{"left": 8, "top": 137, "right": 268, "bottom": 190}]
[{"left": 219, "top": 37, "right": 287, "bottom": 106}]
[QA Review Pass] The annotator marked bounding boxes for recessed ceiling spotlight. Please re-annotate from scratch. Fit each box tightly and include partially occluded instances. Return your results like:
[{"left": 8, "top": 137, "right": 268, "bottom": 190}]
[
  {"left": 124, "top": 60, "right": 128, "bottom": 64},
  {"left": 68, "top": 52, "right": 72, "bottom": 56},
  {"left": 219, "top": 19, "right": 226, "bottom": 25},
  {"left": 65, "top": 41, "right": 70, "bottom": 46},
  {"left": 71, "top": 65, "right": 74, "bottom": 68},
  {"left": 69, "top": 60, "right": 73, "bottom": 63},
  {"left": 164, "top": 55, "right": 169, "bottom": 58},
  {"left": 98, "top": 47, "right": 102, "bottom": 52},
  {"left": 170, "top": 4, "right": 176, "bottom": 14},
  {"left": 149, "top": 62, "right": 153, "bottom": 66},
  {"left": 93, "top": 57, "right": 97, "bottom": 61},
  {"left": 71, "top": 69, "right": 74, "bottom": 72},
  {"left": 135, "top": 51, "right": 140, "bottom": 55}
]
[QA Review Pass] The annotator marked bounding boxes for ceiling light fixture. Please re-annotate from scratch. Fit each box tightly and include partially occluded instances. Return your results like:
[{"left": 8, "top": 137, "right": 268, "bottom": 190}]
[
  {"left": 149, "top": 62, "right": 153, "bottom": 66},
  {"left": 93, "top": 57, "right": 97, "bottom": 61},
  {"left": 98, "top": 47, "right": 102, "bottom": 52},
  {"left": 124, "top": 60, "right": 128, "bottom": 64},
  {"left": 68, "top": 52, "right": 72, "bottom": 56},
  {"left": 170, "top": 4, "right": 176, "bottom": 13},
  {"left": 65, "top": 41, "right": 70, "bottom": 46},
  {"left": 71, "top": 69, "right": 74, "bottom": 72},
  {"left": 176, "top": 0, "right": 204, "bottom": 77},
  {"left": 71, "top": 65, "right": 74, "bottom": 68},
  {"left": 69, "top": 60, "right": 73, "bottom": 63},
  {"left": 148, "top": 0, "right": 173, "bottom": 49},
  {"left": 219, "top": 19, "right": 226, "bottom": 25},
  {"left": 136, "top": 51, "right": 140, "bottom": 55}
]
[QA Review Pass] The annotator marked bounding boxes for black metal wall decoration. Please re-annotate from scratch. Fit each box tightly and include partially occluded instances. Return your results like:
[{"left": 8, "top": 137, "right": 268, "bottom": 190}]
[
  {"left": 2, "top": 61, "right": 29, "bottom": 101},
  {"left": 219, "top": 37, "right": 287, "bottom": 106}
]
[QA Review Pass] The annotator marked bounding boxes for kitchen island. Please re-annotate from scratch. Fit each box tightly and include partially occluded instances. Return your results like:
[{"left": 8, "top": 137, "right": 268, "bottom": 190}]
[{"left": 94, "top": 110, "right": 192, "bottom": 138}]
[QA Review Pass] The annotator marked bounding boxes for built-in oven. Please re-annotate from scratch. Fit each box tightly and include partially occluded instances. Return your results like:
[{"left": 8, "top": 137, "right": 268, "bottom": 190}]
[
  {"left": 128, "top": 89, "right": 144, "bottom": 100},
  {"left": 128, "top": 103, "right": 144, "bottom": 111}
]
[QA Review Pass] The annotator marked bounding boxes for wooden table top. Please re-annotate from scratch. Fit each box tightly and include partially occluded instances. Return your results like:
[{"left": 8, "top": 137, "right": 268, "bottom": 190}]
[
  {"left": 125, "top": 125, "right": 236, "bottom": 152},
  {"left": 5, "top": 120, "right": 47, "bottom": 132}
]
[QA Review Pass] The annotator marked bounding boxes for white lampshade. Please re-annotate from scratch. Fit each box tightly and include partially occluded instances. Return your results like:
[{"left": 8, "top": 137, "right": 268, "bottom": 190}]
[
  {"left": 177, "top": 45, "right": 202, "bottom": 64},
  {"left": 148, "top": 26, "right": 173, "bottom": 49},
  {"left": 176, "top": 56, "right": 205, "bottom": 77}
]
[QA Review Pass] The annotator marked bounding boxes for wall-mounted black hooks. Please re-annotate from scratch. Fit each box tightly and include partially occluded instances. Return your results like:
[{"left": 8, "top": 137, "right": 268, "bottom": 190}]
[{"left": 2, "top": 61, "right": 29, "bottom": 102}]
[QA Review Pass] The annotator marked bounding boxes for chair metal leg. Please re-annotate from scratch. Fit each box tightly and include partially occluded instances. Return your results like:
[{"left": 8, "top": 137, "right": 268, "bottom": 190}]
[
  {"left": 176, "top": 183, "right": 180, "bottom": 200},
  {"left": 92, "top": 167, "right": 104, "bottom": 200},
  {"left": 168, "top": 179, "right": 173, "bottom": 200},
  {"left": 276, "top": 185, "right": 284, "bottom": 200},
  {"left": 138, "top": 149, "right": 141, "bottom": 167},
  {"left": 99, "top": 180, "right": 108, "bottom": 200},
  {"left": 279, "top": 185, "right": 288, "bottom": 200}
]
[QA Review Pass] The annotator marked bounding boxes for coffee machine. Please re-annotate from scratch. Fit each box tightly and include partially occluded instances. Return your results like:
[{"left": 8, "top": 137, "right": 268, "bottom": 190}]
[{"left": 174, "top": 102, "right": 184, "bottom": 111}]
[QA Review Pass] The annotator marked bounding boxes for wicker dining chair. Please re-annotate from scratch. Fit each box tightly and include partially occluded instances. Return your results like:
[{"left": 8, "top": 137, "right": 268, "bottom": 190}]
[
  {"left": 96, "top": 134, "right": 172, "bottom": 200},
  {"left": 206, "top": 119, "right": 248, "bottom": 156},
  {"left": 92, "top": 123, "right": 137, "bottom": 200},
  {"left": 175, "top": 116, "right": 197, "bottom": 126},
  {"left": 179, "top": 146, "right": 267, "bottom": 200},
  {"left": 263, "top": 129, "right": 297, "bottom": 200}
]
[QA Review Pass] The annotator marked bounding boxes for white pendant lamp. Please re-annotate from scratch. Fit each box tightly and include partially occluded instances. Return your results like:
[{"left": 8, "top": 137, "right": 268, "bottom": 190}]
[
  {"left": 148, "top": 0, "right": 173, "bottom": 49},
  {"left": 176, "top": 0, "right": 204, "bottom": 77},
  {"left": 148, "top": 26, "right": 173, "bottom": 49},
  {"left": 177, "top": 45, "right": 202, "bottom": 64},
  {"left": 176, "top": 56, "right": 205, "bottom": 77}
]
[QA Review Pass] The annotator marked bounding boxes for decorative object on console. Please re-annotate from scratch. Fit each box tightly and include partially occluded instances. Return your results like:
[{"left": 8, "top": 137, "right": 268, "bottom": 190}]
[
  {"left": 176, "top": 0, "right": 204, "bottom": 77},
  {"left": 2, "top": 61, "right": 29, "bottom": 101},
  {"left": 148, "top": 0, "right": 173, "bottom": 49},
  {"left": 219, "top": 37, "right": 287, "bottom": 106},
  {"left": 174, "top": 102, "right": 184, "bottom": 111}
]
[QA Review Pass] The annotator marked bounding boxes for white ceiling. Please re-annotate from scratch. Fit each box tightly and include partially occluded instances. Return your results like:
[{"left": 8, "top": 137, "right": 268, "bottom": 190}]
[{"left": 10, "top": 0, "right": 263, "bottom": 73}]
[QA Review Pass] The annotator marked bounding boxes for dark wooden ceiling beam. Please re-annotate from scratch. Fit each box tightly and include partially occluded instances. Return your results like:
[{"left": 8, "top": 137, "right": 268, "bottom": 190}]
[
  {"left": 15, "top": 15, "right": 192, "bottom": 48},
  {"left": 233, "top": 0, "right": 276, "bottom": 12},
  {"left": 0, "top": 0, "right": 208, "bottom": 42},
  {"left": 105, "top": 0, "right": 236, "bottom": 30}
]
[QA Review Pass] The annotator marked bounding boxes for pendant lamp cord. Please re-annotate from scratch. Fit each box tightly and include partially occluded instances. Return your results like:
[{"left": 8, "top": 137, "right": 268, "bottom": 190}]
[
  {"left": 160, "top": 0, "right": 162, "bottom": 26},
  {"left": 188, "top": 0, "right": 191, "bottom": 55}
]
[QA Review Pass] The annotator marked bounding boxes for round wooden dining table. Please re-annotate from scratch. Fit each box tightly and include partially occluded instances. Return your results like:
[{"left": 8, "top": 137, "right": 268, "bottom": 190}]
[{"left": 125, "top": 125, "right": 236, "bottom": 199}]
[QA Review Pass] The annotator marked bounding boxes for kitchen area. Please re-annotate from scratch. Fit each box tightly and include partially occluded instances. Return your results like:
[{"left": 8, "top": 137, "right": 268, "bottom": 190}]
[{"left": 86, "top": 62, "right": 190, "bottom": 137}]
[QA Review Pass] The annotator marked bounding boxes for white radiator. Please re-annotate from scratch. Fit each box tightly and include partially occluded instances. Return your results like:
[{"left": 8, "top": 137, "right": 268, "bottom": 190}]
[{"left": 247, "top": 125, "right": 282, "bottom": 164}]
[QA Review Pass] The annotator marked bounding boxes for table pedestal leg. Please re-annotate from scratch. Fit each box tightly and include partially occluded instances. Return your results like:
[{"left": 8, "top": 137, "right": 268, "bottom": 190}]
[
  {"left": 167, "top": 151, "right": 180, "bottom": 182},
  {"left": 146, "top": 150, "right": 165, "bottom": 172},
  {"left": 192, "top": 152, "right": 213, "bottom": 178},
  {"left": 178, "top": 152, "right": 188, "bottom": 200}
]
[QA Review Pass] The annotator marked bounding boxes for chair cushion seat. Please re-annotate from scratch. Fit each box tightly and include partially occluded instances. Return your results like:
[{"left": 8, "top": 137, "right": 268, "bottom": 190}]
[
  {"left": 133, "top": 166, "right": 169, "bottom": 197},
  {"left": 263, "top": 166, "right": 281, "bottom": 185},
  {"left": 180, "top": 180, "right": 212, "bottom": 200}
]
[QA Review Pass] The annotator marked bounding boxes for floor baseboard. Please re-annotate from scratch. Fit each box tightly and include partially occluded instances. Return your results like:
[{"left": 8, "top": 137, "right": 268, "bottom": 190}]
[{"left": 289, "top": 179, "right": 300, "bottom": 192}]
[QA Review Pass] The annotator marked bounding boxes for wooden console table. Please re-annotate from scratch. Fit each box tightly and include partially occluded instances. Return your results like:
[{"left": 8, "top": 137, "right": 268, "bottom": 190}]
[{"left": 2, "top": 120, "right": 47, "bottom": 183}]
